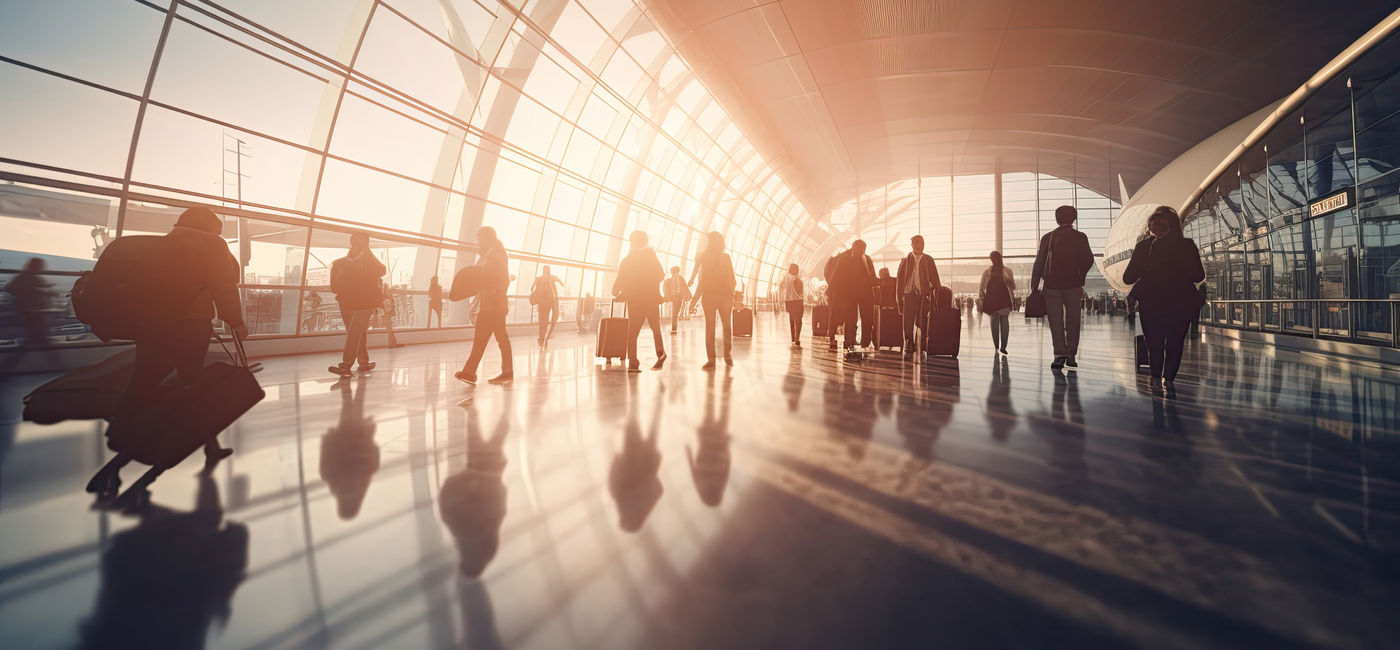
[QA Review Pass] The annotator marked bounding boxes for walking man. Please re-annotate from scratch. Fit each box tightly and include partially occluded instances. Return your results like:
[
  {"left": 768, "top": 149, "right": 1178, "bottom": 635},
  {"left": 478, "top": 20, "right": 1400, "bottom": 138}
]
[
  {"left": 456, "top": 226, "right": 513, "bottom": 385},
  {"left": 896, "top": 235, "right": 940, "bottom": 359},
  {"left": 531, "top": 265, "right": 564, "bottom": 346},
  {"left": 833, "top": 240, "right": 877, "bottom": 361},
  {"left": 613, "top": 231, "right": 667, "bottom": 371},
  {"left": 1030, "top": 205, "right": 1095, "bottom": 370},
  {"left": 329, "top": 232, "right": 386, "bottom": 377},
  {"left": 663, "top": 266, "right": 691, "bottom": 333}
]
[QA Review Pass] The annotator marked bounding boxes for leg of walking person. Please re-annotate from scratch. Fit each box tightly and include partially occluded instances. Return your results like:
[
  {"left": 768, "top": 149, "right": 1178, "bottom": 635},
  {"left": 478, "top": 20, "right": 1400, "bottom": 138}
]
[
  {"left": 458, "top": 316, "right": 495, "bottom": 382},
  {"left": 997, "top": 312, "right": 1010, "bottom": 352},
  {"left": 858, "top": 300, "right": 876, "bottom": 349},
  {"left": 840, "top": 299, "right": 858, "bottom": 350},
  {"left": 989, "top": 312, "right": 1002, "bottom": 351},
  {"left": 626, "top": 305, "right": 645, "bottom": 370},
  {"left": 671, "top": 300, "right": 681, "bottom": 333},
  {"left": 703, "top": 302, "right": 718, "bottom": 366},
  {"left": 537, "top": 304, "right": 550, "bottom": 345},
  {"left": 1163, "top": 316, "right": 1191, "bottom": 381},
  {"left": 490, "top": 312, "right": 513, "bottom": 377},
  {"left": 717, "top": 300, "right": 733, "bottom": 364},
  {"left": 902, "top": 295, "right": 920, "bottom": 352},
  {"left": 168, "top": 322, "right": 231, "bottom": 461},
  {"left": 1044, "top": 289, "right": 1068, "bottom": 366},
  {"left": 1064, "top": 286, "right": 1084, "bottom": 364},
  {"left": 646, "top": 302, "right": 666, "bottom": 368},
  {"left": 1139, "top": 313, "right": 1167, "bottom": 380}
]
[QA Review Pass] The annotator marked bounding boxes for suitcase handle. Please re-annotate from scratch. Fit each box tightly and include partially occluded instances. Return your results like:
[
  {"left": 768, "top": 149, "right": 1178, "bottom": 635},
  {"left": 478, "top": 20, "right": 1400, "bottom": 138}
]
[
  {"left": 609, "top": 299, "right": 628, "bottom": 318},
  {"left": 213, "top": 334, "right": 260, "bottom": 373}
]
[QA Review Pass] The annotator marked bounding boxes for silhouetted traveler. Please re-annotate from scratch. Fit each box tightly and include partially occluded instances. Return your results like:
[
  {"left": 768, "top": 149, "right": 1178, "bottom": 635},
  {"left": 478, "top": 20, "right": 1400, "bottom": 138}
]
[
  {"left": 833, "top": 239, "right": 877, "bottom": 361},
  {"left": 896, "top": 235, "right": 940, "bottom": 359},
  {"left": 663, "top": 266, "right": 691, "bottom": 333},
  {"left": 578, "top": 292, "right": 595, "bottom": 333},
  {"left": 329, "top": 232, "right": 386, "bottom": 377},
  {"left": 456, "top": 227, "right": 513, "bottom": 385},
  {"left": 692, "top": 231, "right": 736, "bottom": 369},
  {"left": 1030, "top": 205, "right": 1095, "bottom": 370},
  {"left": 822, "top": 253, "right": 842, "bottom": 348},
  {"left": 531, "top": 265, "right": 564, "bottom": 346},
  {"left": 690, "top": 373, "right": 732, "bottom": 506},
  {"left": 610, "top": 379, "right": 663, "bottom": 531},
  {"left": 428, "top": 275, "right": 443, "bottom": 328},
  {"left": 780, "top": 263, "right": 804, "bottom": 347},
  {"left": 613, "top": 231, "right": 667, "bottom": 372},
  {"left": 4, "top": 257, "right": 53, "bottom": 351},
  {"left": 320, "top": 374, "right": 379, "bottom": 520},
  {"left": 1122, "top": 206, "right": 1206, "bottom": 391},
  {"left": 980, "top": 251, "right": 1016, "bottom": 355},
  {"left": 79, "top": 474, "right": 247, "bottom": 650},
  {"left": 86, "top": 208, "right": 244, "bottom": 500},
  {"left": 440, "top": 397, "right": 509, "bottom": 577}
]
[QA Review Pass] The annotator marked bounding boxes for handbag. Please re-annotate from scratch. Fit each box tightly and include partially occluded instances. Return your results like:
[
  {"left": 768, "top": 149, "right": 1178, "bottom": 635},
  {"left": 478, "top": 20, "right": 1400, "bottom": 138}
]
[{"left": 1024, "top": 290, "right": 1047, "bottom": 318}]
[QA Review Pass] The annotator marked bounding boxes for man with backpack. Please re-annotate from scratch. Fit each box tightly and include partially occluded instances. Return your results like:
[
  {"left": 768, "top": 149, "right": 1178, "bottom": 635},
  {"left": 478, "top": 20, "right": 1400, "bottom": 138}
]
[
  {"left": 613, "top": 231, "right": 667, "bottom": 372},
  {"left": 329, "top": 232, "right": 386, "bottom": 377},
  {"left": 1030, "top": 205, "right": 1096, "bottom": 370},
  {"left": 85, "top": 206, "right": 247, "bottom": 498}
]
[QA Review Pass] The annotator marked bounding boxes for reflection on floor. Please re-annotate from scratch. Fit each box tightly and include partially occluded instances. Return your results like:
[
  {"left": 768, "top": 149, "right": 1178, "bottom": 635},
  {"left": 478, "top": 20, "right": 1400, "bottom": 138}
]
[{"left": 1, "top": 312, "right": 1398, "bottom": 649}]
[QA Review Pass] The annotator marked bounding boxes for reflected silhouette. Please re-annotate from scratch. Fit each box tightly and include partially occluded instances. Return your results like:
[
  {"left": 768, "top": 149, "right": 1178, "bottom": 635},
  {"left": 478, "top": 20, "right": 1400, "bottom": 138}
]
[
  {"left": 985, "top": 356, "right": 1017, "bottom": 442},
  {"left": 79, "top": 474, "right": 247, "bottom": 650},
  {"left": 1029, "top": 371, "right": 1088, "bottom": 486},
  {"left": 320, "top": 375, "right": 380, "bottom": 520},
  {"left": 896, "top": 360, "right": 959, "bottom": 462},
  {"left": 823, "top": 364, "right": 876, "bottom": 461},
  {"left": 457, "top": 578, "right": 504, "bottom": 650},
  {"left": 781, "top": 349, "right": 804, "bottom": 412},
  {"left": 609, "top": 377, "right": 663, "bottom": 531},
  {"left": 439, "top": 395, "right": 510, "bottom": 578},
  {"left": 689, "top": 373, "right": 732, "bottom": 507}
]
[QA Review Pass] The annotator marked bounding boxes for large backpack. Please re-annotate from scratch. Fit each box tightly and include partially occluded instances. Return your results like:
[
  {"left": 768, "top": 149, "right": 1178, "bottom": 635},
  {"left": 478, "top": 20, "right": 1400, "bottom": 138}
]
[{"left": 71, "top": 236, "right": 199, "bottom": 341}]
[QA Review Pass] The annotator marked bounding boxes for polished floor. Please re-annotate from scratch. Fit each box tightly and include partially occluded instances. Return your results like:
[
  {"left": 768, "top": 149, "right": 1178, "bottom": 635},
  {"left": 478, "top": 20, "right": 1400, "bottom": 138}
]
[{"left": 1, "top": 312, "right": 1398, "bottom": 649}]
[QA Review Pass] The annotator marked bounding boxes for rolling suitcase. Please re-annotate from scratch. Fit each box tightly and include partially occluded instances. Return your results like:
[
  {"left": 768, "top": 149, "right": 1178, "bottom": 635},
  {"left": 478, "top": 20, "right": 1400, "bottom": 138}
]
[
  {"left": 596, "top": 301, "right": 627, "bottom": 364},
  {"left": 877, "top": 307, "right": 901, "bottom": 350},
  {"left": 812, "top": 305, "right": 830, "bottom": 337},
  {"left": 23, "top": 348, "right": 137, "bottom": 424},
  {"left": 104, "top": 338, "right": 264, "bottom": 470},
  {"left": 925, "top": 287, "right": 960, "bottom": 358},
  {"left": 733, "top": 305, "right": 754, "bottom": 337}
]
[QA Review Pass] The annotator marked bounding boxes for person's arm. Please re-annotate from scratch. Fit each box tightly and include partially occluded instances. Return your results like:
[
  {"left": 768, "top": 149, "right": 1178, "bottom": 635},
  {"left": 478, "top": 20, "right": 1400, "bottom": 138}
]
[
  {"left": 979, "top": 269, "right": 990, "bottom": 300},
  {"left": 1121, "top": 241, "right": 1148, "bottom": 285},
  {"left": 1080, "top": 233, "right": 1095, "bottom": 278},
  {"left": 1029, "top": 234, "right": 1047, "bottom": 291},
  {"left": 927, "top": 257, "right": 941, "bottom": 291},
  {"left": 211, "top": 252, "right": 247, "bottom": 336},
  {"left": 366, "top": 252, "right": 387, "bottom": 278},
  {"left": 1184, "top": 239, "right": 1206, "bottom": 284},
  {"left": 1005, "top": 267, "right": 1016, "bottom": 292}
]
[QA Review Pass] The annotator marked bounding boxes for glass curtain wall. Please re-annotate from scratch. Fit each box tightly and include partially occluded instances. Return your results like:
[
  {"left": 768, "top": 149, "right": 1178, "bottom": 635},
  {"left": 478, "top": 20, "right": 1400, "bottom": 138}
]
[
  {"left": 0, "top": 0, "right": 813, "bottom": 345},
  {"left": 1182, "top": 29, "right": 1400, "bottom": 344}
]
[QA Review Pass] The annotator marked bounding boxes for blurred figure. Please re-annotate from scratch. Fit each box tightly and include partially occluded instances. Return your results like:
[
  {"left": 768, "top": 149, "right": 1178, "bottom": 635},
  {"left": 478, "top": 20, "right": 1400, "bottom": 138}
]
[
  {"left": 86, "top": 207, "right": 244, "bottom": 500},
  {"left": 779, "top": 263, "right": 804, "bottom": 347},
  {"left": 689, "top": 373, "right": 732, "bottom": 506},
  {"left": 530, "top": 265, "right": 564, "bottom": 346},
  {"left": 427, "top": 275, "right": 443, "bottom": 328},
  {"left": 456, "top": 226, "right": 513, "bottom": 385},
  {"left": 79, "top": 474, "right": 247, "bottom": 650},
  {"left": 833, "top": 239, "right": 877, "bottom": 361},
  {"left": 613, "top": 231, "right": 667, "bottom": 371},
  {"left": 1030, "top": 205, "right": 1095, "bottom": 370},
  {"left": 329, "top": 232, "right": 386, "bottom": 377},
  {"left": 320, "top": 374, "right": 380, "bottom": 520},
  {"left": 979, "top": 251, "right": 1016, "bottom": 355},
  {"left": 1122, "top": 206, "right": 1206, "bottom": 391},
  {"left": 692, "top": 231, "right": 736, "bottom": 369},
  {"left": 985, "top": 356, "right": 1017, "bottom": 442},
  {"left": 578, "top": 292, "right": 595, "bottom": 333},
  {"left": 2, "top": 257, "right": 56, "bottom": 372},
  {"left": 663, "top": 265, "right": 691, "bottom": 333},
  {"left": 609, "top": 379, "right": 663, "bottom": 531},
  {"left": 896, "top": 235, "right": 940, "bottom": 359},
  {"left": 439, "top": 396, "right": 509, "bottom": 578}
]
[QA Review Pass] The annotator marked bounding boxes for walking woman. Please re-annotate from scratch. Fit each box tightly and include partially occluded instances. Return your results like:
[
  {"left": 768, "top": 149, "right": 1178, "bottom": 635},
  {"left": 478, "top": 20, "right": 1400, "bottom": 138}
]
[
  {"left": 691, "top": 231, "right": 736, "bottom": 369},
  {"left": 979, "top": 251, "right": 1015, "bottom": 355},
  {"left": 1121, "top": 206, "right": 1205, "bottom": 391}
]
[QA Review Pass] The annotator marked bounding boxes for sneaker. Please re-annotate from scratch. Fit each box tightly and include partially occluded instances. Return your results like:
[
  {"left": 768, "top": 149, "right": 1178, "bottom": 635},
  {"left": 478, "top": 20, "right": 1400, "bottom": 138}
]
[
  {"left": 652, "top": 353, "right": 667, "bottom": 370},
  {"left": 1064, "top": 356, "right": 1078, "bottom": 368},
  {"left": 329, "top": 364, "right": 353, "bottom": 377},
  {"left": 357, "top": 361, "right": 376, "bottom": 373},
  {"left": 1050, "top": 356, "right": 1066, "bottom": 369},
  {"left": 794, "top": 341, "right": 801, "bottom": 348},
  {"left": 1000, "top": 347, "right": 1008, "bottom": 355},
  {"left": 844, "top": 350, "right": 863, "bottom": 362},
  {"left": 701, "top": 360, "right": 716, "bottom": 370},
  {"left": 628, "top": 360, "right": 642, "bottom": 373},
  {"left": 487, "top": 372, "right": 514, "bottom": 384},
  {"left": 454, "top": 371, "right": 477, "bottom": 385},
  {"left": 724, "top": 356, "right": 733, "bottom": 367},
  {"left": 204, "top": 446, "right": 234, "bottom": 462}
]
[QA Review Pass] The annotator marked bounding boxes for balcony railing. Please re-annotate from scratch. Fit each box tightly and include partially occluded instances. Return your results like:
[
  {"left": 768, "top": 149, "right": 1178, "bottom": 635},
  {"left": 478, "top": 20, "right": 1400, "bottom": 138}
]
[{"left": 1201, "top": 298, "right": 1400, "bottom": 348}]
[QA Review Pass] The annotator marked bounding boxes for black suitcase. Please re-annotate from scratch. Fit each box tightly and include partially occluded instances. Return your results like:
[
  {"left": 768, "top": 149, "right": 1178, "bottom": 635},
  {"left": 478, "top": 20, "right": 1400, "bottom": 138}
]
[
  {"left": 596, "top": 301, "right": 627, "bottom": 364},
  {"left": 105, "top": 339, "right": 264, "bottom": 470},
  {"left": 812, "top": 305, "right": 831, "bottom": 337},
  {"left": 23, "top": 348, "right": 137, "bottom": 424},
  {"left": 733, "top": 307, "right": 753, "bottom": 337},
  {"left": 877, "top": 307, "right": 901, "bottom": 350},
  {"left": 926, "top": 308, "right": 961, "bottom": 358}
]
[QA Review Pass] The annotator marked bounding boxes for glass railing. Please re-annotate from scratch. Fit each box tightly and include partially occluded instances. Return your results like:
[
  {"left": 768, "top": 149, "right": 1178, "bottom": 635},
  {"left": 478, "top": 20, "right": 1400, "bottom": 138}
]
[{"left": 1201, "top": 299, "right": 1400, "bottom": 347}]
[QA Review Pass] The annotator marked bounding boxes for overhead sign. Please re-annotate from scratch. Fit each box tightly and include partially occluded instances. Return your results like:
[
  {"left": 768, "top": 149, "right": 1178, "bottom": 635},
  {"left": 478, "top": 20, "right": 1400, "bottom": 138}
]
[{"left": 1309, "top": 188, "right": 1352, "bottom": 219}]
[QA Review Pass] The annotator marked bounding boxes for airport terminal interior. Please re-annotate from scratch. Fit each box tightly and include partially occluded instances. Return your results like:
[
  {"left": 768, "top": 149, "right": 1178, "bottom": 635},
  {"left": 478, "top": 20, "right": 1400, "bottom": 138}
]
[{"left": 2, "top": 0, "right": 1400, "bottom": 648}]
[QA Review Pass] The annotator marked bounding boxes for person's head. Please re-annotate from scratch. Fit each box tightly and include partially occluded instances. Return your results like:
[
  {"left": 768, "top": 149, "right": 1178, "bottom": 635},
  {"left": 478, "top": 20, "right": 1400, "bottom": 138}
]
[
  {"left": 788, "top": 263, "right": 799, "bottom": 276},
  {"left": 22, "top": 257, "right": 45, "bottom": 274},
  {"left": 990, "top": 250, "right": 1002, "bottom": 266},
  {"left": 541, "top": 265, "right": 551, "bottom": 276},
  {"left": 704, "top": 231, "right": 725, "bottom": 256},
  {"left": 349, "top": 232, "right": 370, "bottom": 251},
  {"left": 851, "top": 239, "right": 867, "bottom": 256},
  {"left": 629, "top": 230, "right": 649, "bottom": 249},
  {"left": 1146, "top": 206, "right": 1182, "bottom": 238},
  {"left": 430, "top": 275, "right": 439, "bottom": 285},
  {"left": 878, "top": 268, "right": 890, "bottom": 279},
  {"left": 174, "top": 206, "right": 223, "bottom": 236},
  {"left": 671, "top": 265, "right": 681, "bottom": 275},
  {"left": 1054, "top": 205, "right": 1078, "bottom": 226},
  {"left": 910, "top": 235, "right": 925, "bottom": 254},
  {"left": 477, "top": 226, "right": 498, "bottom": 249},
  {"left": 586, "top": 292, "right": 593, "bottom": 298}
]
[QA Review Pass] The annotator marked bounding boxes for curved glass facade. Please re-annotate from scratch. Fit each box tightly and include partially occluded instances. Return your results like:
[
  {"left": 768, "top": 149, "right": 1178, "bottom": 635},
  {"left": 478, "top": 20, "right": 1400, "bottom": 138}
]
[
  {"left": 1176, "top": 30, "right": 1400, "bottom": 343},
  {"left": 0, "top": 0, "right": 813, "bottom": 340}
]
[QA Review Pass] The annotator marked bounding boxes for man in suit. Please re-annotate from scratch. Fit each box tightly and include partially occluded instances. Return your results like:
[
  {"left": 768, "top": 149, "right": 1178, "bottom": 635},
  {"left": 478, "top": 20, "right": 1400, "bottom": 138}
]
[
  {"left": 896, "top": 235, "right": 941, "bottom": 360},
  {"left": 834, "top": 239, "right": 877, "bottom": 361}
]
